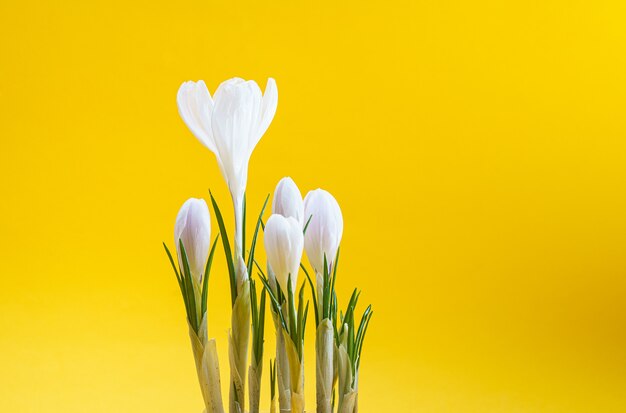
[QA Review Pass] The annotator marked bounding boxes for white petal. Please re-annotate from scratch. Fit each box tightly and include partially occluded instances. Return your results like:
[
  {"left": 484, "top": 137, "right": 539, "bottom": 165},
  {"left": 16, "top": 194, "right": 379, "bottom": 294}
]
[
  {"left": 211, "top": 78, "right": 264, "bottom": 198},
  {"left": 177, "top": 81, "right": 217, "bottom": 154},
  {"left": 272, "top": 176, "right": 304, "bottom": 225},
  {"left": 254, "top": 78, "right": 278, "bottom": 150}
]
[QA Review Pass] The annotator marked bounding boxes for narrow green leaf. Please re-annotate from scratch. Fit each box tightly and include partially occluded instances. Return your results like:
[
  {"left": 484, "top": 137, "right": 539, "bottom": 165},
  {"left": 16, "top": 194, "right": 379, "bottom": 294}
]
[
  {"left": 287, "top": 275, "right": 297, "bottom": 344},
  {"left": 269, "top": 358, "right": 276, "bottom": 400},
  {"left": 209, "top": 191, "right": 237, "bottom": 307},
  {"left": 247, "top": 194, "right": 270, "bottom": 276},
  {"left": 250, "top": 279, "right": 258, "bottom": 330},
  {"left": 330, "top": 247, "right": 340, "bottom": 298},
  {"left": 356, "top": 311, "right": 373, "bottom": 370},
  {"left": 297, "top": 282, "right": 305, "bottom": 346},
  {"left": 242, "top": 193, "right": 246, "bottom": 262},
  {"left": 322, "top": 254, "right": 330, "bottom": 319},
  {"left": 163, "top": 243, "right": 181, "bottom": 281},
  {"left": 179, "top": 239, "right": 198, "bottom": 331},
  {"left": 302, "top": 263, "right": 319, "bottom": 326},
  {"left": 258, "top": 287, "right": 267, "bottom": 354},
  {"left": 201, "top": 235, "right": 220, "bottom": 315},
  {"left": 165, "top": 243, "right": 192, "bottom": 318},
  {"left": 256, "top": 286, "right": 267, "bottom": 362},
  {"left": 347, "top": 308, "right": 355, "bottom": 367},
  {"left": 332, "top": 291, "right": 339, "bottom": 344},
  {"left": 253, "top": 259, "right": 267, "bottom": 278},
  {"left": 303, "top": 214, "right": 313, "bottom": 234},
  {"left": 355, "top": 304, "right": 372, "bottom": 348},
  {"left": 257, "top": 273, "right": 288, "bottom": 331},
  {"left": 301, "top": 301, "right": 310, "bottom": 339}
]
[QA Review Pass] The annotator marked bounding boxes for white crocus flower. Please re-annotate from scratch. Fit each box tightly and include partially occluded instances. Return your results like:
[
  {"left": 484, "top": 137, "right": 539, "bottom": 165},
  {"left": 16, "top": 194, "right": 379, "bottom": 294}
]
[
  {"left": 303, "top": 189, "right": 343, "bottom": 274},
  {"left": 272, "top": 177, "right": 304, "bottom": 225},
  {"left": 177, "top": 77, "right": 278, "bottom": 203},
  {"left": 264, "top": 214, "right": 304, "bottom": 295},
  {"left": 174, "top": 198, "right": 212, "bottom": 285}
]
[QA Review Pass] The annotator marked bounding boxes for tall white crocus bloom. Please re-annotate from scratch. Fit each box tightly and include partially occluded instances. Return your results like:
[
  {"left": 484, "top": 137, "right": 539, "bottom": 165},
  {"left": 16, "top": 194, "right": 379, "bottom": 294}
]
[
  {"left": 178, "top": 78, "right": 277, "bottom": 413},
  {"left": 264, "top": 214, "right": 304, "bottom": 294},
  {"left": 175, "top": 198, "right": 212, "bottom": 284},
  {"left": 272, "top": 177, "right": 304, "bottom": 225},
  {"left": 177, "top": 77, "right": 277, "bottom": 227},
  {"left": 303, "top": 189, "right": 344, "bottom": 274}
]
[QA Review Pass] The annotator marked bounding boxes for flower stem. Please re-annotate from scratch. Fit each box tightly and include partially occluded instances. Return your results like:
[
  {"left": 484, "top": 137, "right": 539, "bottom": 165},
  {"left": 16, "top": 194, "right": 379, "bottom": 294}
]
[{"left": 229, "top": 193, "right": 250, "bottom": 413}]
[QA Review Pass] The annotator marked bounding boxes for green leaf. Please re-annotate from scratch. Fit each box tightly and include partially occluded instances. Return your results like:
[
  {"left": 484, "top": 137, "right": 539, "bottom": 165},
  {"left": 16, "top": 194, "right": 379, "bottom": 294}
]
[
  {"left": 356, "top": 311, "right": 372, "bottom": 375},
  {"left": 355, "top": 305, "right": 372, "bottom": 349},
  {"left": 330, "top": 247, "right": 340, "bottom": 300},
  {"left": 297, "top": 282, "right": 305, "bottom": 345},
  {"left": 164, "top": 243, "right": 183, "bottom": 292},
  {"left": 257, "top": 273, "right": 288, "bottom": 331},
  {"left": 179, "top": 239, "right": 198, "bottom": 331},
  {"left": 259, "top": 287, "right": 266, "bottom": 338},
  {"left": 201, "top": 235, "right": 220, "bottom": 315},
  {"left": 257, "top": 286, "right": 267, "bottom": 362},
  {"left": 356, "top": 307, "right": 373, "bottom": 369},
  {"left": 253, "top": 259, "right": 267, "bottom": 278},
  {"left": 332, "top": 291, "right": 340, "bottom": 344},
  {"left": 302, "top": 263, "right": 319, "bottom": 326},
  {"left": 250, "top": 279, "right": 258, "bottom": 330},
  {"left": 302, "top": 301, "right": 310, "bottom": 342},
  {"left": 164, "top": 242, "right": 190, "bottom": 317},
  {"left": 303, "top": 214, "right": 313, "bottom": 234},
  {"left": 209, "top": 191, "right": 237, "bottom": 307},
  {"left": 287, "top": 275, "right": 297, "bottom": 344},
  {"left": 242, "top": 193, "right": 246, "bottom": 262},
  {"left": 269, "top": 358, "right": 276, "bottom": 400},
  {"left": 163, "top": 242, "right": 181, "bottom": 281},
  {"left": 247, "top": 194, "right": 270, "bottom": 276}
]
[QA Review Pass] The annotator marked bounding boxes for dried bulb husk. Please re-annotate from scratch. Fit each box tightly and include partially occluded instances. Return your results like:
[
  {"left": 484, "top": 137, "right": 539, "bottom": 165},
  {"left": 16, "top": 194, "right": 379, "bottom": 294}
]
[
  {"left": 283, "top": 329, "right": 305, "bottom": 413},
  {"left": 316, "top": 319, "right": 334, "bottom": 413},
  {"left": 188, "top": 316, "right": 225, "bottom": 413}
]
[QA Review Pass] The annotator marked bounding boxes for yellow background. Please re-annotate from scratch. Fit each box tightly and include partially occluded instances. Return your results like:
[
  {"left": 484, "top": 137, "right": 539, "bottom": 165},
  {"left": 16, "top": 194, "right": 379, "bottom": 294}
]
[{"left": 1, "top": 1, "right": 625, "bottom": 412}]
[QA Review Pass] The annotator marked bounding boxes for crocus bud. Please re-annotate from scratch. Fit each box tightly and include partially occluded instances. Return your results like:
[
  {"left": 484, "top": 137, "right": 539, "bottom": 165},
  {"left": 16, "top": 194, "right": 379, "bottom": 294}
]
[
  {"left": 303, "top": 189, "right": 343, "bottom": 274},
  {"left": 272, "top": 177, "right": 304, "bottom": 225},
  {"left": 264, "top": 214, "right": 304, "bottom": 294},
  {"left": 175, "top": 198, "right": 211, "bottom": 284}
]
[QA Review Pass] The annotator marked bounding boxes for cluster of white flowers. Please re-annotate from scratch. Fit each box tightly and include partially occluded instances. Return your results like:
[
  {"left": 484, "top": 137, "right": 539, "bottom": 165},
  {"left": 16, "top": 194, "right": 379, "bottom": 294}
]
[
  {"left": 167, "top": 77, "right": 369, "bottom": 413},
  {"left": 265, "top": 178, "right": 343, "bottom": 301}
]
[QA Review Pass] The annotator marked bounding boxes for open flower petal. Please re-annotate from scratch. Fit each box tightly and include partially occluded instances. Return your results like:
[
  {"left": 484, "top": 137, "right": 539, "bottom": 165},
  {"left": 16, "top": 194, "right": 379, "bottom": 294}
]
[{"left": 177, "top": 81, "right": 217, "bottom": 154}]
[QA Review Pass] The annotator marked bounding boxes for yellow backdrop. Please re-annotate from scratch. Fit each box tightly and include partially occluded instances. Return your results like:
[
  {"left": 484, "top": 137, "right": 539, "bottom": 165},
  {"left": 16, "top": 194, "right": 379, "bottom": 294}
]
[{"left": 1, "top": 1, "right": 625, "bottom": 412}]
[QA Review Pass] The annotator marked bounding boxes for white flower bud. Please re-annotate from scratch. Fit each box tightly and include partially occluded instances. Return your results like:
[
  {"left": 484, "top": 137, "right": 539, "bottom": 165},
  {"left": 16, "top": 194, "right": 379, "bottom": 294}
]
[
  {"left": 303, "top": 189, "right": 343, "bottom": 274},
  {"left": 272, "top": 177, "right": 304, "bottom": 225},
  {"left": 264, "top": 214, "right": 304, "bottom": 294},
  {"left": 174, "top": 198, "right": 211, "bottom": 284}
]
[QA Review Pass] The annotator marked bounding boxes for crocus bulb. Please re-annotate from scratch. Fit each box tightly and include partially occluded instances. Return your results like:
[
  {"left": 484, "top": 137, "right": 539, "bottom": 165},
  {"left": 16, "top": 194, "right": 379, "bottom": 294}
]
[
  {"left": 303, "top": 189, "right": 343, "bottom": 274},
  {"left": 264, "top": 214, "right": 304, "bottom": 294},
  {"left": 175, "top": 198, "right": 211, "bottom": 284},
  {"left": 177, "top": 77, "right": 278, "bottom": 201},
  {"left": 272, "top": 177, "right": 304, "bottom": 225}
]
